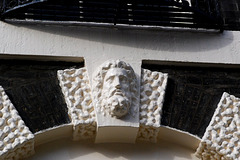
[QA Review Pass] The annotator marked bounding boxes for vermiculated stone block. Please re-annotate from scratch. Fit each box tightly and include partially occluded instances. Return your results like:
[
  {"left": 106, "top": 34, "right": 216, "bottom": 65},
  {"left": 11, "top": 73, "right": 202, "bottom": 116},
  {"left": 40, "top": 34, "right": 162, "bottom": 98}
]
[
  {"left": 0, "top": 86, "right": 34, "bottom": 160},
  {"left": 58, "top": 68, "right": 96, "bottom": 140},
  {"left": 196, "top": 92, "right": 240, "bottom": 160},
  {"left": 137, "top": 69, "right": 168, "bottom": 143}
]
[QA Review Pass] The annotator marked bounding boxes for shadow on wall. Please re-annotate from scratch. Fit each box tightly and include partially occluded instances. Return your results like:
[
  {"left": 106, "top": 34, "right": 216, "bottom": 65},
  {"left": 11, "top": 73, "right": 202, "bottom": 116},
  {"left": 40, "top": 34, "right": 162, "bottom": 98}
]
[{"left": 11, "top": 23, "right": 233, "bottom": 53}]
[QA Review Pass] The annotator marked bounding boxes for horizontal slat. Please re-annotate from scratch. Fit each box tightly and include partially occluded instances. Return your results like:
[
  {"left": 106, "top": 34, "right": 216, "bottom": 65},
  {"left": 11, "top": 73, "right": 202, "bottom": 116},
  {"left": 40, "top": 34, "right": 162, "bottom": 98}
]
[
  {"left": 11, "top": 11, "right": 219, "bottom": 28},
  {"left": 1, "top": 0, "right": 222, "bottom": 30},
  {"left": 13, "top": 9, "right": 216, "bottom": 24}
]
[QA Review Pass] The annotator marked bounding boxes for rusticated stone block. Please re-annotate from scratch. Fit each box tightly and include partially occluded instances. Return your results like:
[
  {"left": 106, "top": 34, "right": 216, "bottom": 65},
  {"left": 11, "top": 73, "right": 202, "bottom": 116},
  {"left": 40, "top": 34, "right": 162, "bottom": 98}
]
[
  {"left": 58, "top": 67, "right": 96, "bottom": 140},
  {"left": 0, "top": 86, "right": 34, "bottom": 160},
  {"left": 137, "top": 126, "right": 160, "bottom": 143},
  {"left": 137, "top": 69, "right": 168, "bottom": 143},
  {"left": 196, "top": 93, "right": 240, "bottom": 160}
]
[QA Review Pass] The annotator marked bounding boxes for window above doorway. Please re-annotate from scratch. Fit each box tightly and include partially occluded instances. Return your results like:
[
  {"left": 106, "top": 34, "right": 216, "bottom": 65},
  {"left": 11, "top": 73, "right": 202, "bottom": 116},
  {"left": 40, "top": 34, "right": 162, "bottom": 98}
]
[{"left": 0, "top": 0, "right": 239, "bottom": 31}]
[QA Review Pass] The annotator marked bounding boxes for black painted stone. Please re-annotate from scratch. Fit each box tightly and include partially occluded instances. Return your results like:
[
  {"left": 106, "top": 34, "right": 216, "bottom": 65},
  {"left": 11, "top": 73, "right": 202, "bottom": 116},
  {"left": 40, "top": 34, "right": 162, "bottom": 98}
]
[
  {"left": 142, "top": 63, "right": 240, "bottom": 138},
  {"left": 0, "top": 59, "right": 83, "bottom": 133}
]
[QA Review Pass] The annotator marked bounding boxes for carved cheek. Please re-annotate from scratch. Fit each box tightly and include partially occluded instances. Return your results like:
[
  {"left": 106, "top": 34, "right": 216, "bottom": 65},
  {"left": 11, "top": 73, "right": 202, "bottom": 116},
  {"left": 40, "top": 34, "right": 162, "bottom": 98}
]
[
  {"left": 121, "top": 82, "right": 130, "bottom": 92},
  {"left": 103, "top": 81, "right": 111, "bottom": 90}
]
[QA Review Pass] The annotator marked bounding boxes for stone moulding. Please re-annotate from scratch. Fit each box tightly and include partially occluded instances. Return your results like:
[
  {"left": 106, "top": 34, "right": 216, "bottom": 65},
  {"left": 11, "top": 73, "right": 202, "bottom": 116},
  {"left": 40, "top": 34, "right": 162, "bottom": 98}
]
[
  {"left": 0, "top": 86, "right": 34, "bottom": 160},
  {"left": 137, "top": 69, "right": 168, "bottom": 143},
  {"left": 195, "top": 92, "right": 240, "bottom": 160},
  {"left": 58, "top": 67, "right": 96, "bottom": 141}
]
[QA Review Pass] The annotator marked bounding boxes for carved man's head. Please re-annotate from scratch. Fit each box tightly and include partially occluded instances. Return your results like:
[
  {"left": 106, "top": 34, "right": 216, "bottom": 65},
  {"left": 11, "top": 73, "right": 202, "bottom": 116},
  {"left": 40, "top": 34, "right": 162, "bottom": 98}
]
[{"left": 92, "top": 60, "right": 138, "bottom": 118}]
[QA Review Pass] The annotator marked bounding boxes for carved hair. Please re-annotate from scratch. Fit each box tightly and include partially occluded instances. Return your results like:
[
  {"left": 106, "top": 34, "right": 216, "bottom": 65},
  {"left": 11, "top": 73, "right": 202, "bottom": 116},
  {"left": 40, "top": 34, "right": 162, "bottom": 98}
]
[{"left": 92, "top": 60, "right": 139, "bottom": 117}]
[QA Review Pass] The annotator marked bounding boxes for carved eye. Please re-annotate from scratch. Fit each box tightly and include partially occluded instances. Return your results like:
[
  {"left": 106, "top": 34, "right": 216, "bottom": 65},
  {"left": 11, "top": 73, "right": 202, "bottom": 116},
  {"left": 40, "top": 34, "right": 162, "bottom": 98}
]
[
  {"left": 120, "top": 75, "right": 128, "bottom": 84},
  {"left": 105, "top": 76, "right": 114, "bottom": 83}
]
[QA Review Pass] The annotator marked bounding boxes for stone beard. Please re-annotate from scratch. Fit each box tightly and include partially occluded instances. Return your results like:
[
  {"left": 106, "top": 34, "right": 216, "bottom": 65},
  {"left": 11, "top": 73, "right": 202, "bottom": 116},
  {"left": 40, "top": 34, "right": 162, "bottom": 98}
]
[
  {"left": 101, "top": 68, "right": 131, "bottom": 118},
  {"left": 92, "top": 60, "right": 138, "bottom": 119}
]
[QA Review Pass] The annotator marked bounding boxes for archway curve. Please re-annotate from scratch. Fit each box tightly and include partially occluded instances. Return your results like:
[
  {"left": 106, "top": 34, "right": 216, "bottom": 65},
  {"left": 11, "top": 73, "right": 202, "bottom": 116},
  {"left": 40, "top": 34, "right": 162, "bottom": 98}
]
[{"left": 30, "top": 125, "right": 201, "bottom": 160}]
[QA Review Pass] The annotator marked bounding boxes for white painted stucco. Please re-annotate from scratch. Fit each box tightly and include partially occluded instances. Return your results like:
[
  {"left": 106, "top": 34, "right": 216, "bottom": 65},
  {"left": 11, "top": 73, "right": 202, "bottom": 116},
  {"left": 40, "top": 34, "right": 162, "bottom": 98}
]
[{"left": 0, "top": 22, "right": 239, "bottom": 77}]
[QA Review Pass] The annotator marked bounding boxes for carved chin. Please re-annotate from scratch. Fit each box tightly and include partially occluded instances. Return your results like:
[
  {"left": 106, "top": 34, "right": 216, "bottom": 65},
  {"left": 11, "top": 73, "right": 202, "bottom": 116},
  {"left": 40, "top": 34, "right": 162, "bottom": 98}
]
[{"left": 107, "top": 96, "right": 130, "bottom": 118}]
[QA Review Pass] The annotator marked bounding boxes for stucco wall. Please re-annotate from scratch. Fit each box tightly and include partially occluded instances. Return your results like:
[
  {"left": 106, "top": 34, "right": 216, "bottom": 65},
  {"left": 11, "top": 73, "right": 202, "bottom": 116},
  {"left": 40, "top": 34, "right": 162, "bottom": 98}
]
[{"left": 0, "top": 22, "right": 239, "bottom": 78}]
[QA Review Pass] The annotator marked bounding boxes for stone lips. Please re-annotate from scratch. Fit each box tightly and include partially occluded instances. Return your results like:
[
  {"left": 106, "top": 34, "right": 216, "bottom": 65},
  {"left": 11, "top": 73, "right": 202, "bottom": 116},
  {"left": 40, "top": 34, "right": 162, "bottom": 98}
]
[
  {"left": 138, "top": 69, "right": 168, "bottom": 143},
  {"left": 0, "top": 86, "right": 34, "bottom": 159},
  {"left": 57, "top": 67, "right": 96, "bottom": 140},
  {"left": 196, "top": 92, "right": 240, "bottom": 160}
]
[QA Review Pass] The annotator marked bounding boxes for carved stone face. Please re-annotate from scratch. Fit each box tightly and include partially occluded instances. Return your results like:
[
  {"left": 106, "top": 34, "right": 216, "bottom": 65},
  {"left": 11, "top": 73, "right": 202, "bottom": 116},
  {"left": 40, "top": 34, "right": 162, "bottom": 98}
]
[{"left": 102, "top": 68, "right": 131, "bottom": 118}]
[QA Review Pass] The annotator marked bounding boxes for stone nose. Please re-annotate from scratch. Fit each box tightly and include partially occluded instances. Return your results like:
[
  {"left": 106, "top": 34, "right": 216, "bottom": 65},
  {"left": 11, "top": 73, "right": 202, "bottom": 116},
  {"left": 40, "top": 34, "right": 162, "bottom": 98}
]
[{"left": 113, "top": 77, "right": 121, "bottom": 89}]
